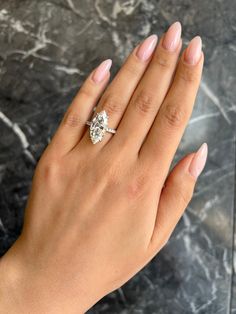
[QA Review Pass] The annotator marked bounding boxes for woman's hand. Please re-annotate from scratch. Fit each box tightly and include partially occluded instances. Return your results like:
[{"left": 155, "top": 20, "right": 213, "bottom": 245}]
[{"left": 0, "top": 22, "right": 207, "bottom": 314}]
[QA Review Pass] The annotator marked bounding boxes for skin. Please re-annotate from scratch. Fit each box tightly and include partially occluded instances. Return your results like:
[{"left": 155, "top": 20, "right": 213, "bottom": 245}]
[{"left": 0, "top": 26, "right": 204, "bottom": 313}]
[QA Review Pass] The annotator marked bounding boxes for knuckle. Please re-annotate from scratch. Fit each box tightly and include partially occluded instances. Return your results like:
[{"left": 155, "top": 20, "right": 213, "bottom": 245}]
[
  {"left": 176, "top": 184, "right": 193, "bottom": 207},
  {"left": 100, "top": 154, "right": 123, "bottom": 186},
  {"left": 37, "top": 157, "right": 61, "bottom": 183},
  {"left": 154, "top": 52, "right": 172, "bottom": 69},
  {"left": 102, "top": 94, "right": 123, "bottom": 116},
  {"left": 126, "top": 172, "right": 148, "bottom": 200},
  {"left": 105, "top": 165, "right": 122, "bottom": 189},
  {"left": 79, "top": 87, "right": 93, "bottom": 99},
  {"left": 63, "top": 110, "right": 82, "bottom": 128},
  {"left": 133, "top": 89, "right": 155, "bottom": 114},
  {"left": 124, "top": 60, "right": 140, "bottom": 76},
  {"left": 107, "top": 170, "right": 121, "bottom": 187},
  {"left": 178, "top": 64, "right": 199, "bottom": 83},
  {"left": 163, "top": 102, "right": 188, "bottom": 128}
]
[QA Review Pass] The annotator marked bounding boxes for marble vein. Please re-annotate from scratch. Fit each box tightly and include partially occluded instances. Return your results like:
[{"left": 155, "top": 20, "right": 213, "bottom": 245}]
[
  {"left": 66, "top": 0, "right": 86, "bottom": 18},
  {"left": 200, "top": 80, "right": 231, "bottom": 125},
  {"left": 0, "top": 218, "right": 6, "bottom": 233},
  {"left": 189, "top": 112, "right": 220, "bottom": 125},
  {"left": 95, "top": 0, "right": 115, "bottom": 26},
  {"left": 55, "top": 65, "right": 84, "bottom": 75},
  {"left": 0, "top": 111, "right": 35, "bottom": 164},
  {"left": 194, "top": 171, "right": 234, "bottom": 197}
]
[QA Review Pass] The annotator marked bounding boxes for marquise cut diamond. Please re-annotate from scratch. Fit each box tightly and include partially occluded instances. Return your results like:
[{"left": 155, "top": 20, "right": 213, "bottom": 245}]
[{"left": 89, "top": 110, "right": 108, "bottom": 144}]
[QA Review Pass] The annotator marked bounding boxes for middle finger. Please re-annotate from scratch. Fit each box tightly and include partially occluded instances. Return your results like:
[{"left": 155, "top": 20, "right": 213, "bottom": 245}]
[{"left": 110, "top": 21, "right": 182, "bottom": 153}]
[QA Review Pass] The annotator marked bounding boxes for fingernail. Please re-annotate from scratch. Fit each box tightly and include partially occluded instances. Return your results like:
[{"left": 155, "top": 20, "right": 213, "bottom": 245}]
[
  {"left": 162, "top": 21, "right": 182, "bottom": 52},
  {"left": 92, "top": 59, "right": 112, "bottom": 84},
  {"left": 184, "top": 36, "right": 202, "bottom": 65},
  {"left": 189, "top": 143, "right": 208, "bottom": 179},
  {"left": 136, "top": 34, "right": 158, "bottom": 61}
]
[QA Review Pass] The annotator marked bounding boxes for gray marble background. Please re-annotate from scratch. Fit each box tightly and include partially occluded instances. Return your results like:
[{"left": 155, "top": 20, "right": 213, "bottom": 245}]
[{"left": 0, "top": 0, "right": 235, "bottom": 313}]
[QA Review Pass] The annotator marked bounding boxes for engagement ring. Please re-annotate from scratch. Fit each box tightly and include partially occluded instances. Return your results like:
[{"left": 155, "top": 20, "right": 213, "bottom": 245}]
[{"left": 86, "top": 110, "right": 116, "bottom": 144}]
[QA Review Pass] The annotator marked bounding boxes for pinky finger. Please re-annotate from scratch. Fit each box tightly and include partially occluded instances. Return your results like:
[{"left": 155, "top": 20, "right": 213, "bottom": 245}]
[
  {"left": 148, "top": 143, "right": 208, "bottom": 254},
  {"left": 48, "top": 59, "right": 112, "bottom": 157}
]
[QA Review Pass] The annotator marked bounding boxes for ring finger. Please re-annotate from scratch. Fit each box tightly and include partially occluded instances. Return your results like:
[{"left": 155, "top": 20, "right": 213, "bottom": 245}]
[{"left": 77, "top": 33, "right": 158, "bottom": 150}]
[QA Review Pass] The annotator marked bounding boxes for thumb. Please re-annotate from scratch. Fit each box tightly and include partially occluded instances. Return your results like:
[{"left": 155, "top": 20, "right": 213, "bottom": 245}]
[{"left": 149, "top": 143, "right": 208, "bottom": 253}]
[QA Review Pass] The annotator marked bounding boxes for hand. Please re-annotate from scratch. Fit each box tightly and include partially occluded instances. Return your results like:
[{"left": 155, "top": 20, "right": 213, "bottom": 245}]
[{"left": 0, "top": 22, "right": 207, "bottom": 314}]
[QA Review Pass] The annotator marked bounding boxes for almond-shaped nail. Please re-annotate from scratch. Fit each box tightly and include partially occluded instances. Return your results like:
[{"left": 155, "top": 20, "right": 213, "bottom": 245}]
[
  {"left": 162, "top": 21, "right": 182, "bottom": 52},
  {"left": 92, "top": 59, "right": 112, "bottom": 84},
  {"left": 136, "top": 34, "right": 158, "bottom": 61},
  {"left": 189, "top": 143, "right": 208, "bottom": 179},
  {"left": 184, "top": 36, "right": 202, "bottom": 65}
]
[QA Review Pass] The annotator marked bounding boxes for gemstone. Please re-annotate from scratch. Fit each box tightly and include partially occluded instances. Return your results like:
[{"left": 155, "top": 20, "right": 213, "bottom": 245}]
[{"left": 89, "top": 110, "right": 108, "bottom": 144}]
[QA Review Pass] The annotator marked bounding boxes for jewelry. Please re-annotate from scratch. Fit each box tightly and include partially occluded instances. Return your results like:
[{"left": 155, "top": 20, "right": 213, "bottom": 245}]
[{"left": 86, "top": 110, "right": 116, "bottom": 144}]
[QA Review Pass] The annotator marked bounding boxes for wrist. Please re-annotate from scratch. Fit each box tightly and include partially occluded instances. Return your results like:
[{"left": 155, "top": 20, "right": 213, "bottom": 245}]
[
  {"left": 0, "top": 237, "right": 103, "bottom": 313},
  {"left": 0, "top": 241, "right": 25, "bottom": 313}
]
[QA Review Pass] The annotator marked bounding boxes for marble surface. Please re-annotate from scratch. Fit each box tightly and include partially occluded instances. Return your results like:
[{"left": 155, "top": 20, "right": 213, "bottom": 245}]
[{"left": 0, "top": 0, "right": 235, "bottom": 313}]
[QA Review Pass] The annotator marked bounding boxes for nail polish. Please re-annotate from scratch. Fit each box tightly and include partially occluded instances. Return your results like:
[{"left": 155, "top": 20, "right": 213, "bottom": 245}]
[
  {"left": 189, "top": 143, "right": 208, "bottom": 179},
  {"left": 136, "top": 34, "right": 158, "bottom": 61},
  {"left": 162, "top": 21, "right": 182, "bottom": 52},
  {"left": 184, "top": 36, "right": 202, "bottom": 65},
  {"left": 92, "top": 59, "right": 112, "bottom": 84}
]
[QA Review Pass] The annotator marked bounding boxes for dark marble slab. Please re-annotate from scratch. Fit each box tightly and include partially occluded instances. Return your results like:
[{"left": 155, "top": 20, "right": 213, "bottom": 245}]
[{"left": 0, "top": 0, "right": 235, "bottom": 313}]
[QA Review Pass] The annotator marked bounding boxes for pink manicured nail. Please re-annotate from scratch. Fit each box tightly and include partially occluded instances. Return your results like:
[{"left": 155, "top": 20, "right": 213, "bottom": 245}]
[
  {"left": 162, "top": 21, "right": 182, "bottom": 52},
  {"left": 136, "top": 34, "right": 158, "bottom": 61},
  {"left": 184, "top": 36, "right": 202, "bottom": 65},
  {"left": 92, "top": 59, "right": 112, "bottom": 84},
  {"left": 189, "top": 143, "right": 208, "bottom": 179}
]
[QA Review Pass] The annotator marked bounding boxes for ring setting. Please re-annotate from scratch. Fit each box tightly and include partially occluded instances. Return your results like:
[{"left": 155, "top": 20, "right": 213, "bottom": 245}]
[{"left": 86, "top": 110, "right": 116, "bottom": 144}]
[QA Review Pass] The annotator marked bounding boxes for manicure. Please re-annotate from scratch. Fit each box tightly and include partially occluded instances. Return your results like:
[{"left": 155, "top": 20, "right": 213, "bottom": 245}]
[
  {"left": 136, "top": 34, "right": 158, "bottom": 61},
  {"left": 162, "top": 21, "right": 182, "bottom": 52},
  {"left": 92, "top": 59, "right": 112, "bottom": 84},
  {"left": 184, "top": 36, "right": 202, "bottom": 65},
  {"left": 189, "top": 143, "right": 208, "bottom": 179}
]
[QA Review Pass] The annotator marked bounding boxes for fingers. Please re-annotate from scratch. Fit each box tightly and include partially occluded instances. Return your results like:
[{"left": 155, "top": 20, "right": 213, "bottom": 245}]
[
  {"left": 47, "top": 59, "right": 112, "bottom": 157},
  {"left": 111, "top": 22, "right": 182, "bottom": 153},
  {"left": 78, "top": 34, "right": 158, "bottom": 150},
  {"left": 148, "top": 143, "right": 208, "bottom": 255},
  {"left": 140, "top": 36, "right": 204, "bottom": 182}
]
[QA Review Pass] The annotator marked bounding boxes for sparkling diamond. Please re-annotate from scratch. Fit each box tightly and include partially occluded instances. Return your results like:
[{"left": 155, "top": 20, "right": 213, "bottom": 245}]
[{"left": 89, "top": 110, "right": 108, "bottom": 144}]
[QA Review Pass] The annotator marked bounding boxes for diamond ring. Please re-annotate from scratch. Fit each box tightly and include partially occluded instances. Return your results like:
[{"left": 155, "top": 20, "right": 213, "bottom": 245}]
[{"left": 86, "top": 110, "right": 116, "bottom": 144}]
